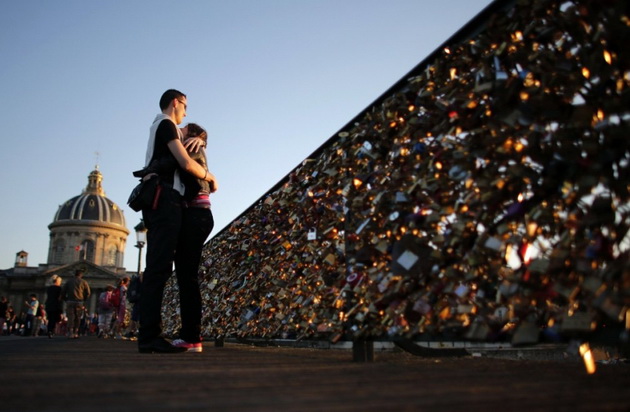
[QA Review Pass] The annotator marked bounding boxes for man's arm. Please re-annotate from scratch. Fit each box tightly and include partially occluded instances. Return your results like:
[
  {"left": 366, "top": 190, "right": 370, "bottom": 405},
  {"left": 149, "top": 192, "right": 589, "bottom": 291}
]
[
  {"left": 167, "top": 139, "right": 218, "bottom": 191},
  {"left": 157, "top": 120, "right": 218, "bottom": 190}
]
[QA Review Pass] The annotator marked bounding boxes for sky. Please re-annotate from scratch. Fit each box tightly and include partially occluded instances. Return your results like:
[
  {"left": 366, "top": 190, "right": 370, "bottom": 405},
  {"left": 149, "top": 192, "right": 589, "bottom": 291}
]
[{"left": 0, "top": 0, "right": 494, "bottom": 273}]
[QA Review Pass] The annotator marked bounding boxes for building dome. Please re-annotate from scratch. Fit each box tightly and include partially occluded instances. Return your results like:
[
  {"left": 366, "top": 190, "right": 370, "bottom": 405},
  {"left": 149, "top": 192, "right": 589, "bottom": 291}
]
[
  {"left": 47, "top": 168, "right": 129, "bottom": 270},
  {"left": 51, "top": 168, "right": 126, "bottom": 228}
]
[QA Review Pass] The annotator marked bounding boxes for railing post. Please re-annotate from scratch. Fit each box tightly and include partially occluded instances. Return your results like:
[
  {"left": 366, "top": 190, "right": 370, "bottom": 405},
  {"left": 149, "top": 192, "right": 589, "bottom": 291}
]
[{"left": 352, "top": 338, "right": 374, "bottom": 362}]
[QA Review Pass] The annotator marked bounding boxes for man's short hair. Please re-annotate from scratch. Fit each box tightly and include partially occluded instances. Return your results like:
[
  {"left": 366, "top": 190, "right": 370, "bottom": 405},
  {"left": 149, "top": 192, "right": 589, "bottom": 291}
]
[
  {"left": 75, "top": 269, "right": 85, "bottom": 276},
  {"left": 160, "top": 89, "right": 186, "bottom": 111}
]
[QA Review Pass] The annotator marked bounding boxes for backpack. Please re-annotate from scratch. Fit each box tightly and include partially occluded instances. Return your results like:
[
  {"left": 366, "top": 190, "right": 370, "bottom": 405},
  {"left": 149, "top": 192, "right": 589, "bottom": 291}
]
[
  {"left": 111, "top": 287, "right": 121, "bottom": 308},
  {"left": 127, "top": 276, "right": 141, "bottom": 303},
  {"left": 99, "top": 291, "right": 113, "bottom": 311}
]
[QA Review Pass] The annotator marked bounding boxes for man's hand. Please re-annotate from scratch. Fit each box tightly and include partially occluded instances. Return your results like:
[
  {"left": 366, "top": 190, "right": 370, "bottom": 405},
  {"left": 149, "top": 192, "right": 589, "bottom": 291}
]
[{"left": 183, "top": 137, "right": 205, "bottom": 153}]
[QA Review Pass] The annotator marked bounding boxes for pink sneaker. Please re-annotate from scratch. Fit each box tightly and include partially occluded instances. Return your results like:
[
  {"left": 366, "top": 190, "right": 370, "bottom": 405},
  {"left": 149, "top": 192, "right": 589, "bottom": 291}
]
[{"left": 172, "top": 339, "right": 202, "bottom": 353}]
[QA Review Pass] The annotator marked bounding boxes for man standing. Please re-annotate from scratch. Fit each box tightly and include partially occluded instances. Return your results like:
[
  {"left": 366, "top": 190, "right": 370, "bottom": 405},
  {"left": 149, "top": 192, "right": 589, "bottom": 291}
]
[
  {"left": 138, "top": 89, "right": 217, "bottom": 354},
  {"left": 23, "top": 294, "right": 39, "bottom": 336},
  {"left": 61, "top": 269, "right": 91, "bottom": 339}
]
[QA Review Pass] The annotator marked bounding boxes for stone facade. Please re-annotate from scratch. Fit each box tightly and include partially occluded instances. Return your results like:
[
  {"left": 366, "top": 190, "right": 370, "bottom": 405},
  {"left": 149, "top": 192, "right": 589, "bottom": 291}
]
[{"left": 0, "top": 168, "right": 132, "bottom": 319}]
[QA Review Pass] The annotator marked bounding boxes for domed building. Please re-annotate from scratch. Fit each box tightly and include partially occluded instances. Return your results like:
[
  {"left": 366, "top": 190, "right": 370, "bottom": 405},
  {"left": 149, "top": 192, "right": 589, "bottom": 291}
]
[
  {"left": 0, "top": 168, "right": 134, "bottom": 323},
  {"left": 48, "top": 168, "right": 129, "bottom": 269}
]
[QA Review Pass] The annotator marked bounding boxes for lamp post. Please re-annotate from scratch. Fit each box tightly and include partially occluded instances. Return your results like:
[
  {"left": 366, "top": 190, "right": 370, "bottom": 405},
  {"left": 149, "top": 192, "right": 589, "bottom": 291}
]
[{"left": 134, "top": 220, "right": 147, "bottom": 275}]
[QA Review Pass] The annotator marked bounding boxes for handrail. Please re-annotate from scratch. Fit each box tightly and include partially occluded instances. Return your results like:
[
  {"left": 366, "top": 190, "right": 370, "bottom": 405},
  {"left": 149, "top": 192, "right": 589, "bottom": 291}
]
[{"left": 163, "top": 0, "right": 630, "bottom": 357}]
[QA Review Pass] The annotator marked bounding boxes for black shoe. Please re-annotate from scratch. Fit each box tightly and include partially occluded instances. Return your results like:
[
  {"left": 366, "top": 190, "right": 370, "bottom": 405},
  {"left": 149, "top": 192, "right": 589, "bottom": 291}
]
[{"left": 138, "top": 337, "right": 187, "bottom": 353}]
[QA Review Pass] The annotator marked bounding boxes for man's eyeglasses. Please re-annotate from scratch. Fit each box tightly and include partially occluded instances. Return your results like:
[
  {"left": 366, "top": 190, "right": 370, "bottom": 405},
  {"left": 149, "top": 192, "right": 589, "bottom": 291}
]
[{"left": 177, "top": 99, "right": 187, "bottom": 110}]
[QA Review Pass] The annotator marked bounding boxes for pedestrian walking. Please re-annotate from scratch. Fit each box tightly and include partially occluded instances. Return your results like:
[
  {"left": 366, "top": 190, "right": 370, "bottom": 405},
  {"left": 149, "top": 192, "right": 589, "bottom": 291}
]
[{"left": 61, "top": 269, "right": 91, "bottom": 339}]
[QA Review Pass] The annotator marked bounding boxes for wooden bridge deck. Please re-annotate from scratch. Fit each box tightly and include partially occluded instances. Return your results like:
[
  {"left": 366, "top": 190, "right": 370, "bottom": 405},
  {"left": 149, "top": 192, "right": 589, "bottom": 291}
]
[{"left": 1, "top": 336, "right": 628, "bottom": 411}]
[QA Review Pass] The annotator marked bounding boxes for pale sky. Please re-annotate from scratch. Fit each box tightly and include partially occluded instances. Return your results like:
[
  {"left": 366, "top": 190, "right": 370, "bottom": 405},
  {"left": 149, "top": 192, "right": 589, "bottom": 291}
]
[{"left": 0, "top": 0, "right": 494, "bottom": 272}]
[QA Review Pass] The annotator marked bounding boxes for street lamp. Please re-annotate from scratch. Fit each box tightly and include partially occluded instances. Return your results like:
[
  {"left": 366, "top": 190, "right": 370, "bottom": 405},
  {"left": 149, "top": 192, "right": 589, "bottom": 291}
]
[{"left": 134, "top": 220, "right": 147, "bottom": 275}]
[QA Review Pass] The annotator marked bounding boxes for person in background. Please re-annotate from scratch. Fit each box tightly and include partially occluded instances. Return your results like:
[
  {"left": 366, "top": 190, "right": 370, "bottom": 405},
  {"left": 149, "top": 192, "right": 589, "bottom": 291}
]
[
  {"left": 170, "top": 123, "right": 215, "bottom": 353},
  {"left": 23, "top": 294, "right": 39, "bottom": 336},
  {"left": 112, "top": 277, "right": 130, "bottom": 339},
  {"left": 123, "top": 274, "right": 141, "bottom": 340},
  {"left": 16, "top": 312, "right": 26, "bottom": 336},
  {"left": 32, "top": 303, "right": 46, "bottom": 336},
  {"left": 45, "top": 275, "right": 63, "bottom": 338},
  {"left": 79, "top": 306, "right": 90, "bottom": 336},
  {"left": 56, "top": 314, "right": 67, "bottom": 337},
  {"left": 6, "top": 305, "right": 16, "bottom": 335},
  {"left": 61, "top": 269, "right": 91, "bottom": 339},
  {"left": 97, "top": 285, "right": 116, "bottom": 338},
  {"left": 89, "top": 313, "right": 98, "bottom": 335},
  {"left": 0, "top": 296, "right": 8, "bottom": 336},
  {"left": 137, "top": 89, "right": 217, "bottom": 354}
]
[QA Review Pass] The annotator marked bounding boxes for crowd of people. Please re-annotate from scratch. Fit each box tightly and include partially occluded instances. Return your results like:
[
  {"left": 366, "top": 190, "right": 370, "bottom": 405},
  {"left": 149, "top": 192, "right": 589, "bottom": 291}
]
[{"left": 0, "top": 270, "right": 140, "bottom": 341}]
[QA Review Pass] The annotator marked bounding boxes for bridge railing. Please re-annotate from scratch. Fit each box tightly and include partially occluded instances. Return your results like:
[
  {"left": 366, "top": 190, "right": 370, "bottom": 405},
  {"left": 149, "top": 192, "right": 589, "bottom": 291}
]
[{"left": 162, "top": 0, "right": 630, "bottom": 355}]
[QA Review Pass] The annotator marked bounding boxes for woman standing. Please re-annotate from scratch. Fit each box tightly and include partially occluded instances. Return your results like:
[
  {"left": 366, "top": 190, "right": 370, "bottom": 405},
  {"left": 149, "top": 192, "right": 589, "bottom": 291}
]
[
  {"left": 45, "top": 275, "right": 63, "bottom": 338},
  {"left": 171, "top": 123, "right": 215, "bottom": 353}
]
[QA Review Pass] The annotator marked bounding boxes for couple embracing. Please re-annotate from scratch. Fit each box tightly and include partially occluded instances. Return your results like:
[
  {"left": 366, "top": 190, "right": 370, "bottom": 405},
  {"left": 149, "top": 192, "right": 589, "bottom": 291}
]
[{"left": 136, "top": 89, "right": 218, "bottom": 354}]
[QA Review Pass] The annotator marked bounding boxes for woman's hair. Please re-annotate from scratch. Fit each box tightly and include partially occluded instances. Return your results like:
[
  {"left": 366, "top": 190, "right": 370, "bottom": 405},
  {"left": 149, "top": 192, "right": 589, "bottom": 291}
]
[{"left": 186, "top": 123, "right": 207, "bottom": 142}]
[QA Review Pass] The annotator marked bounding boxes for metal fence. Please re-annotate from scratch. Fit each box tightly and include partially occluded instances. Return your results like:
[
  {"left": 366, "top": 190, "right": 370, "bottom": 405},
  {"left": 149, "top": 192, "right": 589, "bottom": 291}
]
[{"left": 163, "top": 0, "right": 629, "bottom": 352}]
